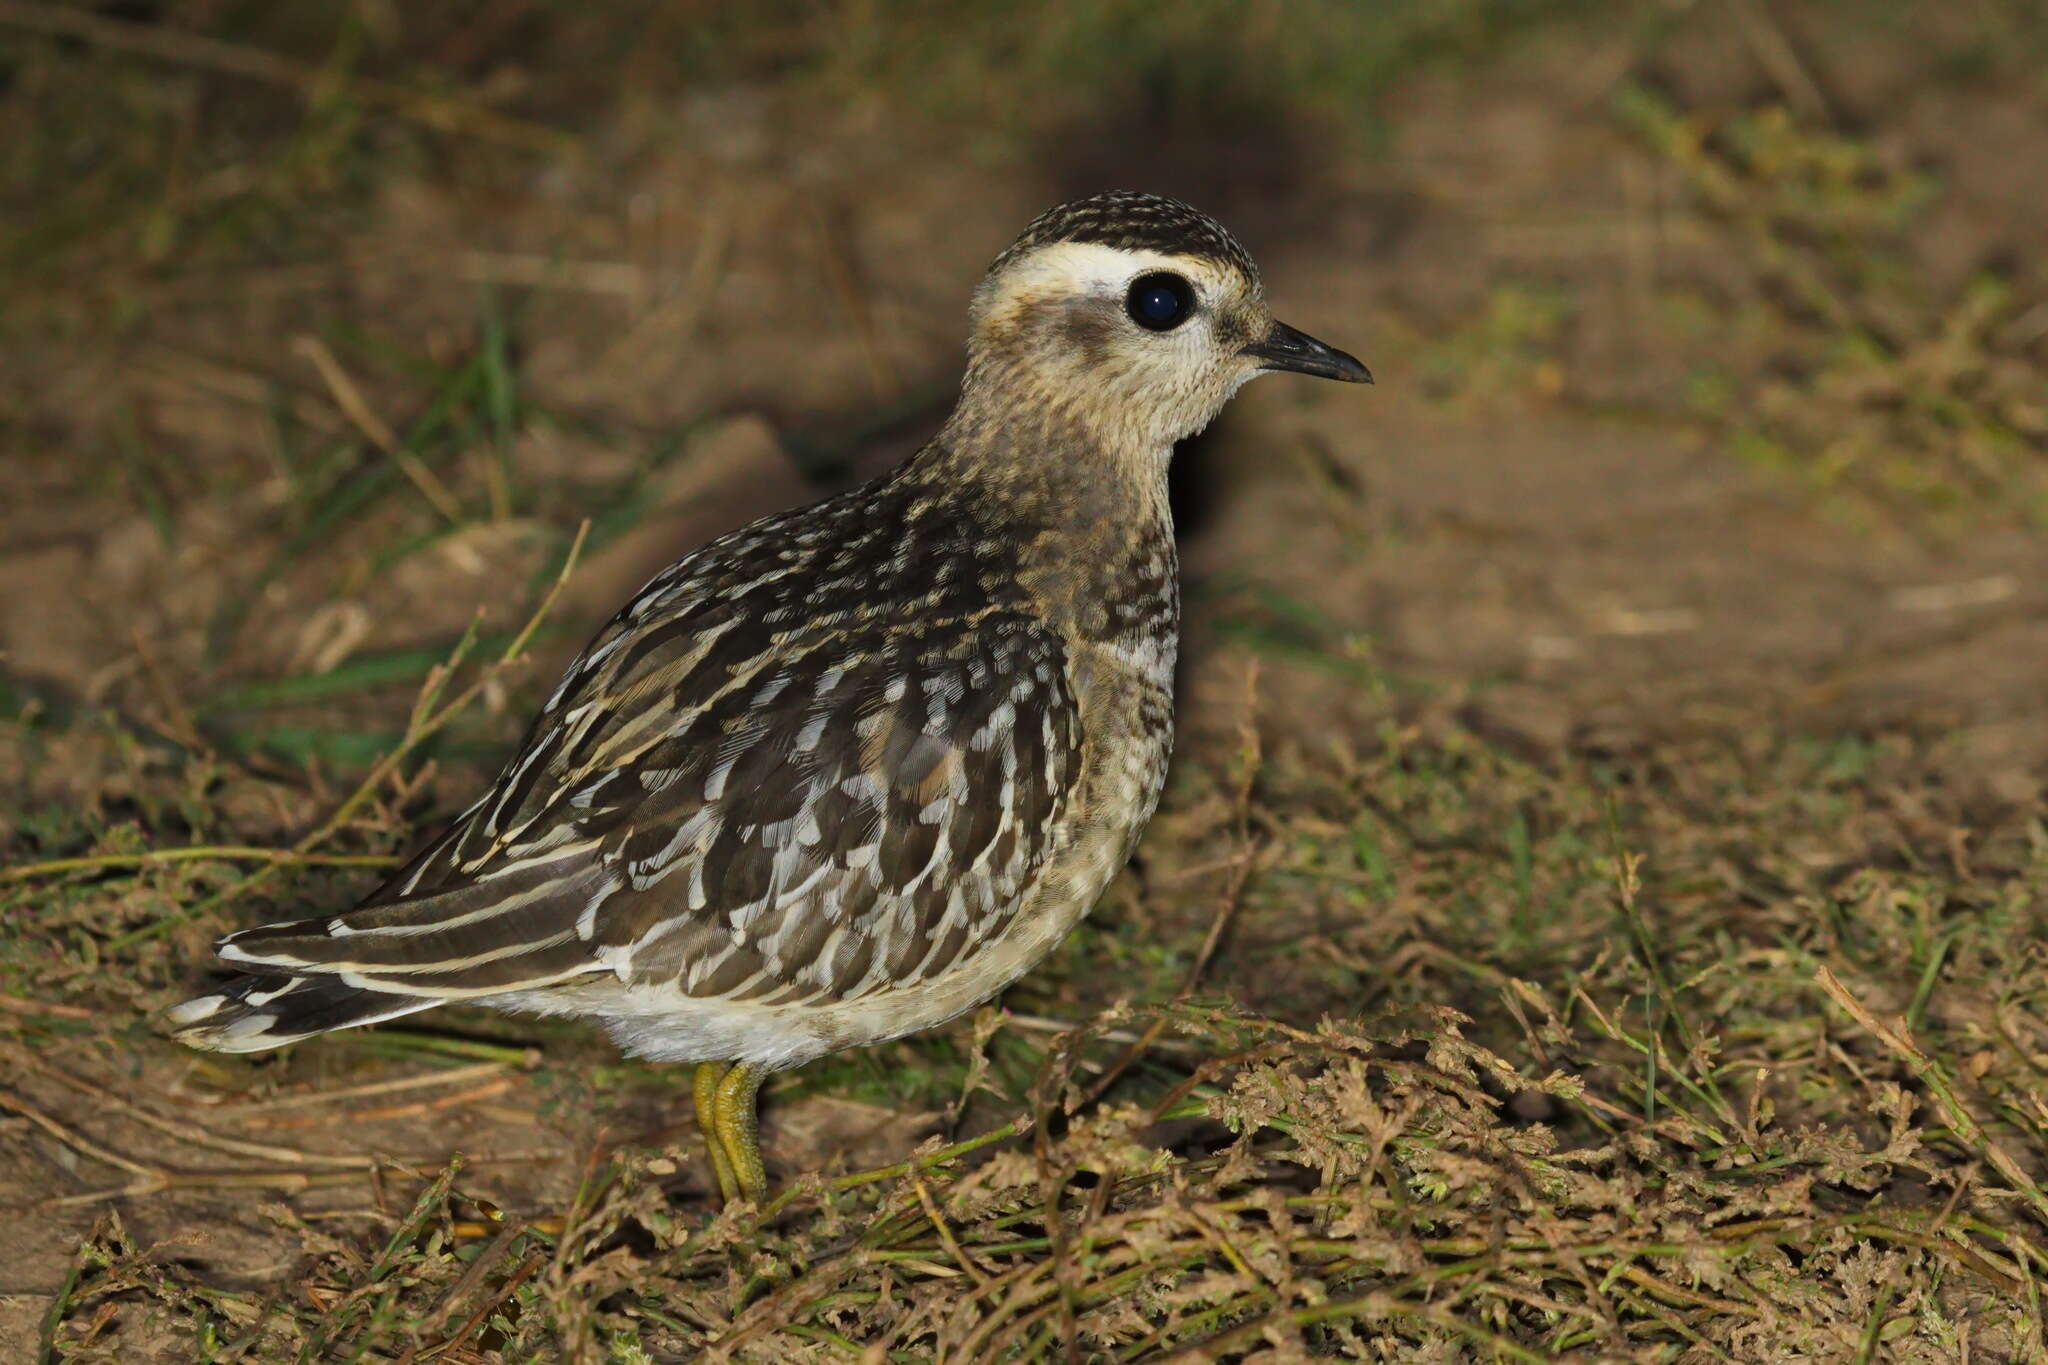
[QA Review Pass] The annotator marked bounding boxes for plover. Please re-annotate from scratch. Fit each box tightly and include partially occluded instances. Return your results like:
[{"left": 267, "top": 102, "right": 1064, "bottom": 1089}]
[{"left": 167, "top": 191, "right": 1370, "bottom": 1202}]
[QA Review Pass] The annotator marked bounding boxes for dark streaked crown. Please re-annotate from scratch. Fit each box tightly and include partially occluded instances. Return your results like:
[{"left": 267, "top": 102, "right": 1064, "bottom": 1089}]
[{"left": 990, "top": 191, "right": 1259, "bottom": 286}]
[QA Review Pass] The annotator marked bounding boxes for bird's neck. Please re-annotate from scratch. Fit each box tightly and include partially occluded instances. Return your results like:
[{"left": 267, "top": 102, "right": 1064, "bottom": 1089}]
[
  {"left": 907, "top": 381, "right": 1179, "bottom": 643},
  {"left": 926, "top": 362, "right": 1172, "bottom": 514}
]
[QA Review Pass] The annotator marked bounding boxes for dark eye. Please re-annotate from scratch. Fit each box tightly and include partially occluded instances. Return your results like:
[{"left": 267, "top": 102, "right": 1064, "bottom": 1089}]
[{"left": 1125, "top": 272, "right": 1194, "bottom": 332}]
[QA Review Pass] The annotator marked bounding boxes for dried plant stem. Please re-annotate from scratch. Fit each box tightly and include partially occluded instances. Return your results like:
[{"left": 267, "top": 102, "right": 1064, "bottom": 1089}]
[
  {"left": 209, "top": 1059, "right": 520, "bottom": 1113},
  {"left": 4, "top": 847, "right": 400, "bottom": 884},
  {"left": 294, "top": 336, "right": 465, "bottom": 525},
  {"left": 757, "top": 1118, "right": 1030, "bottom": 1221}
]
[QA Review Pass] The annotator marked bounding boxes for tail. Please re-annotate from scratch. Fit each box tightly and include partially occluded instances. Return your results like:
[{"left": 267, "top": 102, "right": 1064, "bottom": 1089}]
[{"left": 163, "top": 973, "right": 440, "bottom": 1053}]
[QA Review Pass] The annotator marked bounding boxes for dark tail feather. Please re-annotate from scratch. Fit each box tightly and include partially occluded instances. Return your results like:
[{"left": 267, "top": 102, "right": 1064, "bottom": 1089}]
[{"left": 163, "top": 974, "right": 438, "bottom": 1053}]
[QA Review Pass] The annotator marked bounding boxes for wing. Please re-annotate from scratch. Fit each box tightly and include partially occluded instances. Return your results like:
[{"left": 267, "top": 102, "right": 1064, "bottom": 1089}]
[{"left": 219, "top": 482, "right": 1081, "bottom": 1009}]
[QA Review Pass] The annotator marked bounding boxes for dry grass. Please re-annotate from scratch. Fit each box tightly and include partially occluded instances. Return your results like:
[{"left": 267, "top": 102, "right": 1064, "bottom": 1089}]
[
  {"left": 14, "top": 673, "right": 2048, "bottom": 1359},
  {"left": 5, "top": 2, "right": 2048, "bottom": 1361}
]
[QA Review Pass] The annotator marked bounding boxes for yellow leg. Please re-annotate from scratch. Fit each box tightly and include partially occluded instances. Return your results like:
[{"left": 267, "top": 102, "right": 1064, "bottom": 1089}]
[
  {"left": 693, "top": 1061, "right": 737, "bottom": 1202},
  {"left": 711, "top": 1061, "right": 767, "bottom": 1202}
]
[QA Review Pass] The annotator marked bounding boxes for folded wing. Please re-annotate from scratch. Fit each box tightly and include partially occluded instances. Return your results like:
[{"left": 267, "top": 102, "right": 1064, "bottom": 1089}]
[{"left": 217, "top": 495, "right": 1078, "bottom": 1012}]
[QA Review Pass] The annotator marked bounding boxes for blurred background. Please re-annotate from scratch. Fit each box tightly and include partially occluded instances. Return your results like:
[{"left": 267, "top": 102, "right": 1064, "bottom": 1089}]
[
  {"left": 3, "top": 2, "right": 2047, "bottom": 1358},
  {"left": 5, "top": 0, "right": 2045, "bottom": 787}
]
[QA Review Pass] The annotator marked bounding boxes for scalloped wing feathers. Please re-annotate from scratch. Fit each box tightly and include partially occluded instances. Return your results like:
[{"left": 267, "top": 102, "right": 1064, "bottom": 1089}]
[{"left": 213, "top": 479, "right": 1078, "bottom": 1014}]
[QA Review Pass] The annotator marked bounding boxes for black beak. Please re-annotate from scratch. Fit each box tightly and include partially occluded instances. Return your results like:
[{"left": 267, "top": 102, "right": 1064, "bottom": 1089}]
[{"left": 1240, "top": 320, "right": 1372, "bottom": 383}]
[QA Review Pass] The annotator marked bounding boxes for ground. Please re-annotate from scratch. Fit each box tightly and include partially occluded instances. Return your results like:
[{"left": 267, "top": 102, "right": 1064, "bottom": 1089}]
[{"left": 3, "top": 2, "right": 2047, "bottom": 1360}]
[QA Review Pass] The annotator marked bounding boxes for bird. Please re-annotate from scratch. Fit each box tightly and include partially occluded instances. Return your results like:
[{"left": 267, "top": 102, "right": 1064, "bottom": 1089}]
[{"left": 165, "top": 191, "right": 1371, "bottom": 1203}]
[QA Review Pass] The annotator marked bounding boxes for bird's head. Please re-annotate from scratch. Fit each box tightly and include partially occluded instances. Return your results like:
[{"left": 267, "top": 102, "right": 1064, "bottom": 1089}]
[{"left": 964, "top": 191, "right": 1370, "bottom": 453}]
